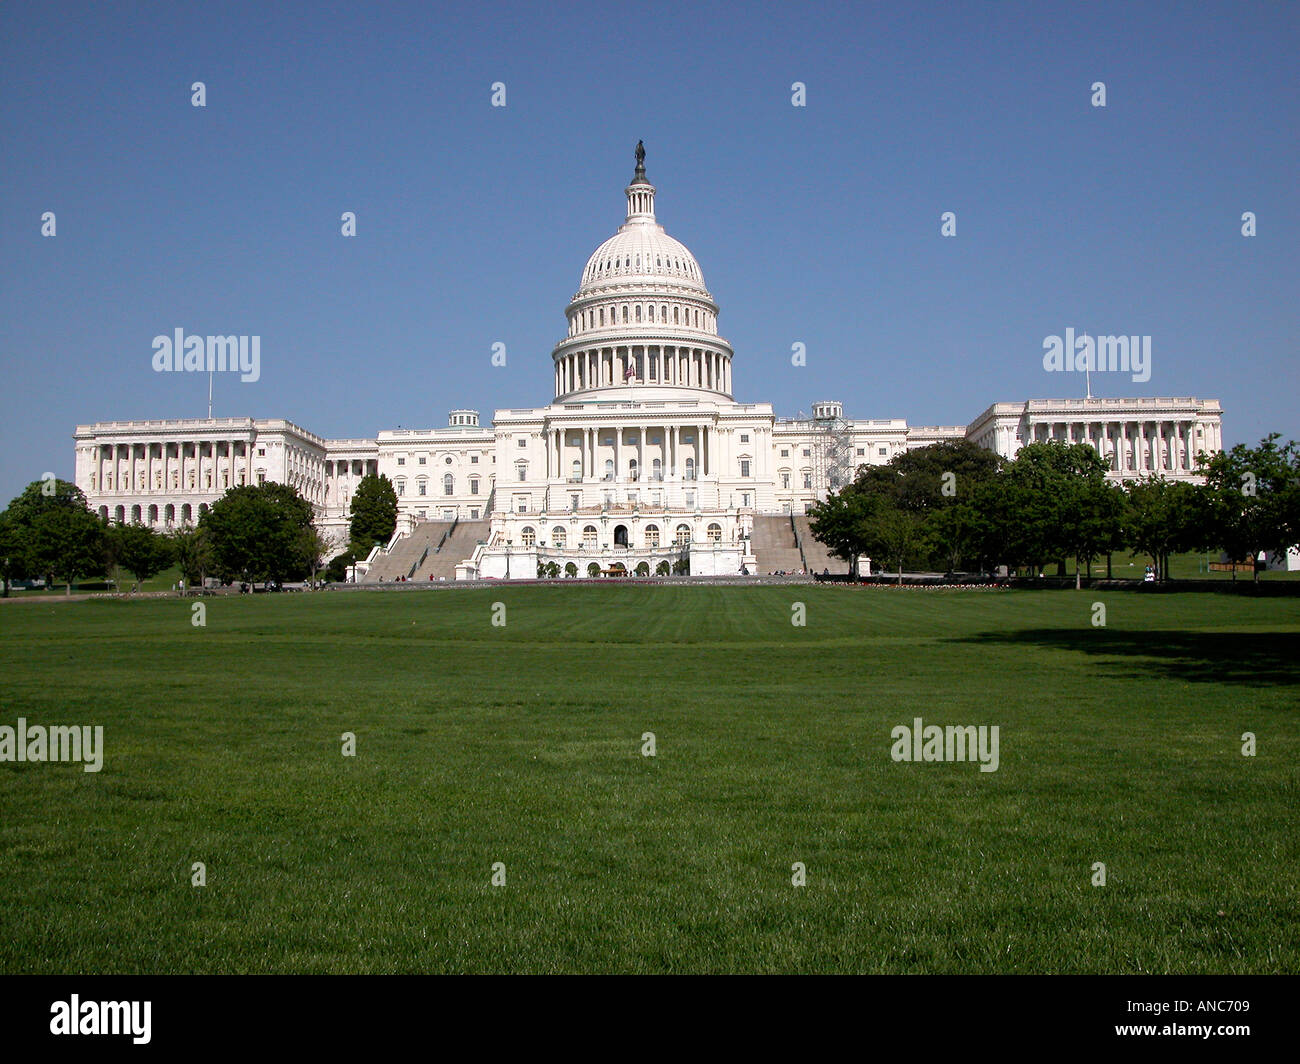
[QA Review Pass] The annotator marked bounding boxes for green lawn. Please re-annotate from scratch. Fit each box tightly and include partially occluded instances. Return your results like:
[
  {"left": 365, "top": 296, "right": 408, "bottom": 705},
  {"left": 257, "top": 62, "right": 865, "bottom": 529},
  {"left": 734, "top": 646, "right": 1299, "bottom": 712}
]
[{"left": 0, "top": 586, "right": 1296, "bottom": 974}]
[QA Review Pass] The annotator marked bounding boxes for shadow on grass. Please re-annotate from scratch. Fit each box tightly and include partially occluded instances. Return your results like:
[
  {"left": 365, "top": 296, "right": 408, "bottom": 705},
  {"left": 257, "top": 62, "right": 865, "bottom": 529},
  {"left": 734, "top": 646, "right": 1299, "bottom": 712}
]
[{"left": 950, "top": 629, "right": 1300, "bottom": 689}]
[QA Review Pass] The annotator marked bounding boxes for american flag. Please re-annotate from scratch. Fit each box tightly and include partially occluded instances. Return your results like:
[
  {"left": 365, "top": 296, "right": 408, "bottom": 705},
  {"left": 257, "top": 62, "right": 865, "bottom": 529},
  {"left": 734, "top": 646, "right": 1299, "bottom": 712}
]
[{"left": 624, "top": 364, "right": 636, "bottom": 380}]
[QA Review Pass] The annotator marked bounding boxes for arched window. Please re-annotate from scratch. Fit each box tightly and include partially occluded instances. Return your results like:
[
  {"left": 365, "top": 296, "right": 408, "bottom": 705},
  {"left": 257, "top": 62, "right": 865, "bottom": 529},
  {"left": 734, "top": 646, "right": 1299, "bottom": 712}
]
[
  {"left": 583, "top": 524, "right": 598, "bottom": 547},
  {"left": 673, "top": 306, "right": 679, "bottom": 323},
  {"left": 661, "top": 305, "right": 667, "bottom": 321},
  {"left": 685, "top": 457, "right": 696, "bottom": 481},
  {"left": 622, "top": 305, "right": 628, "bottom": 322},
  {"left": 652, "top": 458, "right": 662, "bottom": 481},
  {"left": 707, "top": 523, "right": 722, "bottom": 542},
  {"left": 396, "top": 479, "right": 406, "bottom": 496},
  {"left": 635, "top": 305, "right": 642, "bottom": 322},
  {"left": 571, "top": 459, "right": 581, "bottom": 480},
  {"left": 551, "top": 526, "right": 567, "bottom": 548},
  {"left": 644, "top": 524, "right": 660, "bottom": 548},
  {"left": 629, "top": 459, "right": 639, "bottom": 482},
  {"left": 675, "top": 524, "right": 691, "bottom": 546},
  {"left": 443, "top": 474, "right": 453, "bottom": 495},
  {"left": 604, "top": 459, "right": 614, "bottom": 481},
  {"left": 521, "top": 526, "right": 536, "bottom": 547}
]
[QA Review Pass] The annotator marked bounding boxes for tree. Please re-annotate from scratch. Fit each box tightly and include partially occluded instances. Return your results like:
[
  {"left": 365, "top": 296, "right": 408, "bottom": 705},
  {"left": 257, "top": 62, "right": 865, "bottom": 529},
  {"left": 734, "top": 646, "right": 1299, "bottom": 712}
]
[
  {"left": 200, "top": 483, "right": 314, "bottom": 584},
  {"left": 867, "top": 509, "right": 930, "bottom": 584},
  {"left": 564, "top": 561, "right": 578, "bottom": 578},
  {"left": 587, "top": 562, "right": 601, "bottom": 578},
  {"left": 349, "top": 474, "right": 398, "bottom": 557},
  {"left": 655, "top": 560, "right": 670, "bottom": 576},
  {"left": 325, "top": 550, "right": 355, "bottom": 583},
  {"left": 858, "top": 439, "right": 1002, "bottom": 516},
  {"left": 1060, "top": 478, "right": 1126, "bottom": 588},
  {"left": 106, "top": 522, "right": 174, "bottom": 591},
  {"left": 1001, "top": 441, "right": 1110, "bottom": 575},
  {"left": 0, "top": 508, "right": 29, "bottom": 597},
  {"left": 170, "top": 526, "right": 214, "bottom": 587},
  {"left": 807, "top": 484, "right": 877, "bottom": 577},
  {"left": 1123, "top": 477, "right": 1203, "bottom": 582},
  {"left": 1198, "top": 435, "right": 1297, "bottom": 583},
  {"left": 2, "top": 479, "right": 106, "bottom": 595},
  {"left": 925, "top": 502, "right": 981, "bottom": 573},
  {"left": 299, "top": 524, "right": 332, "bottom": 588}
]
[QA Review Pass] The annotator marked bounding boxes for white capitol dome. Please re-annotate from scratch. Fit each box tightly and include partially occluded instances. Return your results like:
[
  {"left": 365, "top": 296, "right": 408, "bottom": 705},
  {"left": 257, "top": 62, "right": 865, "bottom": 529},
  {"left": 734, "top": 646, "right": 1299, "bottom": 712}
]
[
  {"left": 578, "top": 215, "right": 709, "bottom": 296},
  {"left": 554, "top": 143, "right": 733, "bottom": 401}
]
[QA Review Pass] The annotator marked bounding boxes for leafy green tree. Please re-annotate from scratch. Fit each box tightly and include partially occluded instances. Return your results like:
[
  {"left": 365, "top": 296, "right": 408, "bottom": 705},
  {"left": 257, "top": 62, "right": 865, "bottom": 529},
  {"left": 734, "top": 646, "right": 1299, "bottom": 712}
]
[
  {"left": 299, "top": 524, "right": 332, "bottom": 588},
  {"left": 2, "top": 479, "right": 106, "bottom": 595},
  {"left": 106, "top": 522, "right": 174, "bottom": 591},
  {"left": 858, "top": 440, "right": 1002, "bottom": 516},
  {"left": 1123, "top": 477, "right": 1204, "bottom": 582},
  {"left": 854, "top": 441, "right": 1002, "bottom": 571},
  {"left": 1059, "top": 478, "right": 1126, "bottom": 587},
  {"left": 807, "top": 484, "right": 878, "bottom": 577},
  {"left": 587, "top": 561, "right": 601, "bottom": 578},
  {"left": 325, "top": 550, "right": 356, "bottom": 583},
  {"left": 200, "top": 483, "right": 314, "bottom": 584},
  {"left": 349, "top": 474, "right": 398, "bottom": 557},
  {"left": 0, "top": 508, "right": 29, "bottom": 597},
  {"left": 1198, "top": 434, "right": 1297, "bottom": 583},
  {"left": 170, "top": 526, "right": 214, "bottom": 587},
  {"left": 867, "top": 509, "right": 930, "bottom": 584}
]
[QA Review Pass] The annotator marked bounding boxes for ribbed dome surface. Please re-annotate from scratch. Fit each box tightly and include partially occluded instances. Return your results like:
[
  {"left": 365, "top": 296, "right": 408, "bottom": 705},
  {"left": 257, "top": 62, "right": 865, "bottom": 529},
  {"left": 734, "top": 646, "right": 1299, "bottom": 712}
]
[{"left": 578, "top": 226, "right": 708, "bottom": 295}]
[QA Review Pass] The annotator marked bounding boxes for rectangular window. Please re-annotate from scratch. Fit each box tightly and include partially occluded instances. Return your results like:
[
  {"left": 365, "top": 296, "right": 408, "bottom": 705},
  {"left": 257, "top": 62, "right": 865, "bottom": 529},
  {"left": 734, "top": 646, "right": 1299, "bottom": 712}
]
[
  {"left": 518, "top": 439, "right": 527, "bottom": 447},
  {"left": 803, "top": 474, "right": 812, "bottom": 489},
  {"left": 878, "top": 447, "right": 887, "bottom": 456},
  {"left": 740, "top": 434, "right": 749, "bottom": 443},
  {"left": 740, "top": 460, "right": 751, "bottom": 477},
  {"left": 471, "top": 455, "right": 479, "bottom": 464},
  {"left": 397, "top": 457, "right": 405, "bottom": 466},
  {"left": 470, "top": 480, "right": 479, "bottom": 495},
  {"left": 418, "top": 483, "right": 426, "bottom": 496},
  {"left": 856, "top": 448, "right": 865, "bottom": 455},
  {"left": 419, "top": 456, "right": 427, "bottom": 465},
  {"left": 803, "top": 449, "right": 810, "bottom": 457}
]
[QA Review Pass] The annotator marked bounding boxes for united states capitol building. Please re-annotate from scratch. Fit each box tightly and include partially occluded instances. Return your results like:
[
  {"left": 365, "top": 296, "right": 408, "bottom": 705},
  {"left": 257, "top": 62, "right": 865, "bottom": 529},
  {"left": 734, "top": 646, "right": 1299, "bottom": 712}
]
[{"left": 73, "top": 146, "right": 1224, "bottom": 580}]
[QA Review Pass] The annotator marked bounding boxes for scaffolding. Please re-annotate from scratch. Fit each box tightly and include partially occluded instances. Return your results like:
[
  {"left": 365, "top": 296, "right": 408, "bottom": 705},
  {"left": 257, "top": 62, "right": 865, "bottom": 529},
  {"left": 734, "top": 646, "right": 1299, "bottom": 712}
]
[{"left": 808, "top": 401, "right": 856, "bottom": 500}]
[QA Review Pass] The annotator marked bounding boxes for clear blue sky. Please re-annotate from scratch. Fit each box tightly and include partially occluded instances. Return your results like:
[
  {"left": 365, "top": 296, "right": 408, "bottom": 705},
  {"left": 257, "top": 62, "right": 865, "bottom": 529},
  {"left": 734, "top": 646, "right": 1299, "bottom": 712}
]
[{"left": 2, "top": 0, "right": 1296, "bottom": 504}]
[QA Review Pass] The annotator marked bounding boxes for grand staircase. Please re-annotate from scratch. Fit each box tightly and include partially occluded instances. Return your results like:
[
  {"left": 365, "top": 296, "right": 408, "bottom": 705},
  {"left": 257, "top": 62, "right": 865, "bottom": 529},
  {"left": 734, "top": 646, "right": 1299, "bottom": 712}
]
[
  {"left": 411, "top": 520, "right": 489, "bottom": 581},
  {"left": 360, "top": 521, "right": 453, "bottom": 582},
  {"left": 750, "top": 515, "right": 804, "bottom": 573},
  {"left": 792, "top": 515, "right": 849, "bottom": 574}
]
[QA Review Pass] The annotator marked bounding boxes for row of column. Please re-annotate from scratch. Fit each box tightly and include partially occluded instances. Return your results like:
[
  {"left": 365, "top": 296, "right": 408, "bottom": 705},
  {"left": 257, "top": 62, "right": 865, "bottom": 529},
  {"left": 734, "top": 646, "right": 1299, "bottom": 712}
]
[
  {"left": 94, "top": 440, "right": 254, "bottom": 495},
  {"left": 545, "top": 424, "right": 713, "bottom": 481},
  {"left": 554, "top": 345, "right": 730, "bottom": 396},
  {"left": 1033, "top": 419, "right": 1213, "bottom": 472}
]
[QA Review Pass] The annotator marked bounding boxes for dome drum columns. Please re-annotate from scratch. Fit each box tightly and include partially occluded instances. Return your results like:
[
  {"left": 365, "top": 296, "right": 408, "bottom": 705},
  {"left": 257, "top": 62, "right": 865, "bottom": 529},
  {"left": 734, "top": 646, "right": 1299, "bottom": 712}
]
[{"left": 553, "top": 344, "right": 732, "bottom": 399}]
